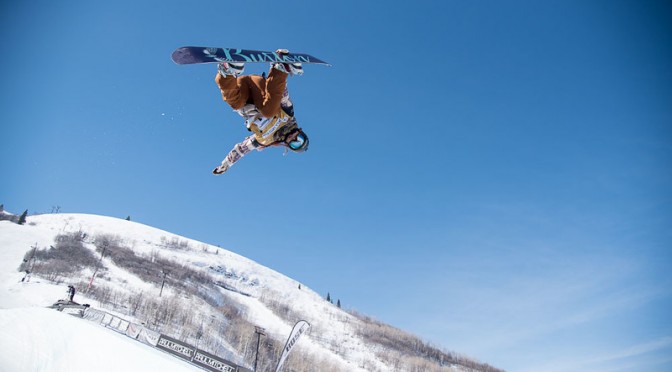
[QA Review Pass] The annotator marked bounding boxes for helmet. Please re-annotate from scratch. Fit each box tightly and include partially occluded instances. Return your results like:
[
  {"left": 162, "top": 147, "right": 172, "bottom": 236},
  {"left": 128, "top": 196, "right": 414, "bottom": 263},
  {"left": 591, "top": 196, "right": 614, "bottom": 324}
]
[{"left": 287, "top": 129, "right": 309, "bottom": 152}]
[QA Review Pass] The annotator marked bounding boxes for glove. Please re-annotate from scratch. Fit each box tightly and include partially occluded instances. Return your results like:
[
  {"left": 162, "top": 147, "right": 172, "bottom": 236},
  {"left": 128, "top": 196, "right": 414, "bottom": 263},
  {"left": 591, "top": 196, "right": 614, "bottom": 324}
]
[{"left": 212, "top": 162, "right": 229, "bottom": 175}]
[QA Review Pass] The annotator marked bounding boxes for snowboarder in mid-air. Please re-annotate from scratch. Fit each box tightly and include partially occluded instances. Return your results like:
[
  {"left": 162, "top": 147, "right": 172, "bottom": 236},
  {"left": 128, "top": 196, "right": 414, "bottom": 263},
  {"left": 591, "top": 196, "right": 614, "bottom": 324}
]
[{"left": 212, "top": 49, "right": 309, "bottom": 175}]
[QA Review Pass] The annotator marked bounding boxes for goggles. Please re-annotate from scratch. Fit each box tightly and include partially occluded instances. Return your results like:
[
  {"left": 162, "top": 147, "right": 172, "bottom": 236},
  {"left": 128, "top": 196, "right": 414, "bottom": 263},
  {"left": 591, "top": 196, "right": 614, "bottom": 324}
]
[{"left": 288, "top": 132, "right": 307, "bottom": 151}]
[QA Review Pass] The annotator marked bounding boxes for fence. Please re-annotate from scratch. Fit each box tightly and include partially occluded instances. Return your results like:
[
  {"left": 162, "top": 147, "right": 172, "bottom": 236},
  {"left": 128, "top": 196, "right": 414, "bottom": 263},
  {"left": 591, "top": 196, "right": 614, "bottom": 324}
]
[{"left": 76, "top": 307, "right": 252, "bottom": 372}]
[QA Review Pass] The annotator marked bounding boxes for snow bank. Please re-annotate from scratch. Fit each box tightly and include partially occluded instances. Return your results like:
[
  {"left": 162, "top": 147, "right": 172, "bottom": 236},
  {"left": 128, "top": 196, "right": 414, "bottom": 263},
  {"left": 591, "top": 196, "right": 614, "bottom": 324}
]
[{"left": 0, "top": 307, "right": 195, "bottom": 372}]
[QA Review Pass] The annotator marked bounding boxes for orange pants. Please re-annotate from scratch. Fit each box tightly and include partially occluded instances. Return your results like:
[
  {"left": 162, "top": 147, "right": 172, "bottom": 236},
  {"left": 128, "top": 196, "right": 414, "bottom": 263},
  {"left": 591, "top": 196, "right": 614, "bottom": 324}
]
[{"left": 215, "top": 69, "right": 288, "bottom": 118}]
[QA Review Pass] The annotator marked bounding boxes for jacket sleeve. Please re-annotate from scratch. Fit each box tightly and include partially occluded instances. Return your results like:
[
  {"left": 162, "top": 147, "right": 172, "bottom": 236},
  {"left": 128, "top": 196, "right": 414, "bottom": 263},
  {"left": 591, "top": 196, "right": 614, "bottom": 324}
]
[{"left": 213, "top": 135, "right": 261, "bottom": 174}]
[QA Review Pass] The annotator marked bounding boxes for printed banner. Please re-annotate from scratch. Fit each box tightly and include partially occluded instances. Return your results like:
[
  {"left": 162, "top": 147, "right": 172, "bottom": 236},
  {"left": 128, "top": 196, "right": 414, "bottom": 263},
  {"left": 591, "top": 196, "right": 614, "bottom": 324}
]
[
  {"left": 137, "top": 327, "right": 161, "bottom": 346},
  {"left": 193, "top": 348, "right": 239, "bottom": 372},
  {"left": 126, "top": 323, "right": 142, "bottom": 339},
  {"left": 109, "top": 317, "right": 129, "bottom": 334},
  {"left": 275, "top": 320, "right": 311, "bottom": 372},
  {"left": 156, "top": 335, "right": 195, "bottom": 361},
  {"left": 101, "top": 312, "right": 114, "bottom": 326},
  {"left": 82, "top": 308, "right": 106, "bottom": 323}
]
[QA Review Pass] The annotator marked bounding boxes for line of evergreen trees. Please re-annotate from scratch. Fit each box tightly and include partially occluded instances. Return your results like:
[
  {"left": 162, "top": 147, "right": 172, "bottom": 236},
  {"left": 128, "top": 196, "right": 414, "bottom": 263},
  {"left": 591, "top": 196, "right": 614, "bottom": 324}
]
[{"left": 326, "top": 292, "right": 341, "bottom": 308}]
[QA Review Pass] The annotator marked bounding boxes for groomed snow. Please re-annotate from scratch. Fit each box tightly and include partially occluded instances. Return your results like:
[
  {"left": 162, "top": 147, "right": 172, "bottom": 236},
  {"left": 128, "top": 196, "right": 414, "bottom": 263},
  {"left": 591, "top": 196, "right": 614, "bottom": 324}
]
[
  {"left": 0, "top": 214, "right": 389, "bottom": 371},
  {"left": 0, "top": 307, "right": 196, "bottom": 372}
]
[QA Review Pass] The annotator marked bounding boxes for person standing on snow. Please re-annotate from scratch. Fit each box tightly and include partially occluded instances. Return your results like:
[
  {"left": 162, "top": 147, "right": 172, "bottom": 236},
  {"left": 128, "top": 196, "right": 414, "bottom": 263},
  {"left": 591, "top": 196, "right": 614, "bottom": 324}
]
[
  {"left": 212, "top": 49, "right": 309, "bottom": 175},
  {"left": 67, "top": 285, "right": 76, "bottom": 303}
]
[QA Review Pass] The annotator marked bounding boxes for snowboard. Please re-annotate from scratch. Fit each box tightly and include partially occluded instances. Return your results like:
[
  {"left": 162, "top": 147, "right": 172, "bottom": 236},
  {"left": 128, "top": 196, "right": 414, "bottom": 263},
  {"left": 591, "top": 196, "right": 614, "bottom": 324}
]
[{"left": 171, "top": 46, "right": 331, "bottom": 66}]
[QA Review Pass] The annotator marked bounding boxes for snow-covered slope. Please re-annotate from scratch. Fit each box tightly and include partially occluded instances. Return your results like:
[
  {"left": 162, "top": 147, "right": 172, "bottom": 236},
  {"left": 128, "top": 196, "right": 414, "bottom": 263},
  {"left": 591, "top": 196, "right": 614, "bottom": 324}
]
[
  {"left": 1, "top": 213, "right": 497, "bottom": 372},
  {"left": 0, "top": 213, "right": 382, "bottom": 371},
  {"left": 0, "top": 307, "right": 196, "bottom": 372}
]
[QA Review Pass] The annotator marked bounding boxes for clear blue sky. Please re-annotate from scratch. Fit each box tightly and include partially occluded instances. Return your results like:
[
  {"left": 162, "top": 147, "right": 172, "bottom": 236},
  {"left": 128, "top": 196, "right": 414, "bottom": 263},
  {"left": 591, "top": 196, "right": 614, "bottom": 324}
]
[{"left": 2, "top": 1, "right": 671, "bottom": 371}]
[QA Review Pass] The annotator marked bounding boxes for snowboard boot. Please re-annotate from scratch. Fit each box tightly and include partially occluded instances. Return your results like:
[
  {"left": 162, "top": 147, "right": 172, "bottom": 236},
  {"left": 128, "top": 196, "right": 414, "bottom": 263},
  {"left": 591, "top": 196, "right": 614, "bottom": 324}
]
[
  {"left": 272, "top": 49, "right": 303, "bottom": 76},
  {"left": 217, "top": 62, "right": 245, "bottom": 77},
  {"left": 272, "top": 62, "right": 303, "bottom": 76}
]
